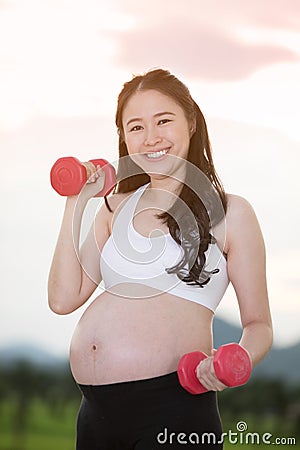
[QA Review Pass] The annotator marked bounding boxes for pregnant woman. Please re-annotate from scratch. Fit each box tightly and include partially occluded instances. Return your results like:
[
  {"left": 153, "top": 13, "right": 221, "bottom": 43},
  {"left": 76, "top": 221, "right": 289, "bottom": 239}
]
[{"left": 48, "top": 68, "right": 272, "bottom": 449}]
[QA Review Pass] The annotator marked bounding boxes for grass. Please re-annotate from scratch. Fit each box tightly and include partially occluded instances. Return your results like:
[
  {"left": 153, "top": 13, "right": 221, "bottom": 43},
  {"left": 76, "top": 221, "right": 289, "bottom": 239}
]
[
  {"left": 0, "top": 399, "right": 78, "bottom": 450},
  {"left": 0, "top": 399, "right": 298, "bottom": 449},
  {"left": 222, "top": 417, "right": 299, "bottom": 449}
]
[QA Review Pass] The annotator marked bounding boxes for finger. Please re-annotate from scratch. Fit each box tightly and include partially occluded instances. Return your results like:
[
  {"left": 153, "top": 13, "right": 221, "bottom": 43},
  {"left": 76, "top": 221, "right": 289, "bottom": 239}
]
[
  {"left": 196, "top": 357, "right": 227, "bottom": 392},
  {"left": 196, "top": 356, "right": 213, "bottom": 376},
  {"left": 95, "top": 164, "right": 102, "bottom": 179},
  {"left": 82, "top": 163, "right": 91, "bottom": 181},
  {"left": 198, "top": 373, "right": 226, "bottom": 392},
  {"left": 215, "top": 381, "right": 227, "bottom": 392},
  {"left": 83, "top": 161, "right": 97, "bottom": 182},
  {"left": 87, "top": 172, "right": 95, "bottom": 183},
  {"left": 89, "top": 162, "right": 98, "bottom": 181}
]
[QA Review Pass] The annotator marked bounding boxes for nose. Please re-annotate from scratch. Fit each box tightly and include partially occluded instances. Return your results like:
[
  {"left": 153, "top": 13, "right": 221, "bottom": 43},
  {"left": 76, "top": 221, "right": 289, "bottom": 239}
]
[{"left": 144, "top": 125, "right": 162, "bottom": 147}]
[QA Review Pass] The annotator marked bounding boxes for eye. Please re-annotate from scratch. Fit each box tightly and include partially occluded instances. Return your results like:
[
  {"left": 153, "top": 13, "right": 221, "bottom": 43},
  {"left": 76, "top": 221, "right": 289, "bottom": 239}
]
[
  {"left": 129, "top": 125, "right": 143, "bottom": 132},
  {"left": 158, "top": 118, "right": 172, "bottom": 125}
]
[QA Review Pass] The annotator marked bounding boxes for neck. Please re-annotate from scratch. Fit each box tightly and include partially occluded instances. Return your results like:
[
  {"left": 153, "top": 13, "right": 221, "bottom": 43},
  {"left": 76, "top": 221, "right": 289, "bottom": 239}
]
[
  {"left": 147, "top": 163, "right": 187, "bottom": 197},
  {"left": 143, "top": 177, "right": 184, "bottom": 213},
  {"left": 148, "top": 176, "right": 183, "bottom": 196}
]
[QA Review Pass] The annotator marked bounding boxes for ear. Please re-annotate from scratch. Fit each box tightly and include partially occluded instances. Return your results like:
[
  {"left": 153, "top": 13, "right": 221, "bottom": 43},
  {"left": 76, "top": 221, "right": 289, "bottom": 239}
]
[
  {"left": 189, "top": 118, "right": 196, "bottom": 137},
  {"left": 118, "top": 127, "right": 125, "bottom": 144}
]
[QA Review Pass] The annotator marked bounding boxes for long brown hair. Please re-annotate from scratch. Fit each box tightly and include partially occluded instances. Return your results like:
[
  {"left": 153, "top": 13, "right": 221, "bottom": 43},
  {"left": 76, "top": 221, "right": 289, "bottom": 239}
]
[{"left": 109, "top": 68, "right": 227, "bottom": 287}]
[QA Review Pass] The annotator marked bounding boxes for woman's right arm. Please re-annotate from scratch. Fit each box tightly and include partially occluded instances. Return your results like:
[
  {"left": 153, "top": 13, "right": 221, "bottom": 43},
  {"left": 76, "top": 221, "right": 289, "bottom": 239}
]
[{"left": 48, "top": 164, "right": 110, "bottom": 315}]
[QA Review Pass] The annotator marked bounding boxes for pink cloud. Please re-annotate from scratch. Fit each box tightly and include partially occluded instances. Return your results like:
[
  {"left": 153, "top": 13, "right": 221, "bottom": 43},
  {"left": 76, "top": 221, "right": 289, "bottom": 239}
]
[
  {"left": 111, "top": 0, "right": 300, "bottom": 31},
  {"left": 217, "top": 0, "right": 300, "bottom": 30},
  {"left": 107, "top": 20, "right": 298, "bottom": 82}
]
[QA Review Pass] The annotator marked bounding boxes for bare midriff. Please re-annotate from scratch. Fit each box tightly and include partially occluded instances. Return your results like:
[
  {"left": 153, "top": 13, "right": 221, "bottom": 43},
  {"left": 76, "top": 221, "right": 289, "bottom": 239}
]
[{"left": 70, "top": 283, "right": 214, "bottom": 385}]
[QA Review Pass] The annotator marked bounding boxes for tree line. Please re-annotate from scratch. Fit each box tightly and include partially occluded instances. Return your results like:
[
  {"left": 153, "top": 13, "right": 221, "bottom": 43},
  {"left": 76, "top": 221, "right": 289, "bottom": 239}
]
[{"left": 0, "top": 360, "right": 299, "bottom": 448}]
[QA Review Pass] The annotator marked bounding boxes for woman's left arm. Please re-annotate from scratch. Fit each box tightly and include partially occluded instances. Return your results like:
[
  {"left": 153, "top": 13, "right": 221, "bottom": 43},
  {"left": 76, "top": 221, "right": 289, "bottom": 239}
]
[{"left": 226, "top": 194, "right": 273, "bottom": 366}]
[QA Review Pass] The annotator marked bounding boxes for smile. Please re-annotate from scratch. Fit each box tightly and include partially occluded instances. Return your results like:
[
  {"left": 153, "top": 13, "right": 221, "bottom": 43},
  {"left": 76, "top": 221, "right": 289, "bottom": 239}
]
[{"left": 145, "top": 149, "right": 169, "bottom": 159}]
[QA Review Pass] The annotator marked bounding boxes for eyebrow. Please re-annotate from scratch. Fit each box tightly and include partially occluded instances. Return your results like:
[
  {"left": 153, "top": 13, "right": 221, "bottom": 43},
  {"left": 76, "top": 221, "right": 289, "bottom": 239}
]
[{"left": 126, "top": 111, "right": 176, "bottom": 127}]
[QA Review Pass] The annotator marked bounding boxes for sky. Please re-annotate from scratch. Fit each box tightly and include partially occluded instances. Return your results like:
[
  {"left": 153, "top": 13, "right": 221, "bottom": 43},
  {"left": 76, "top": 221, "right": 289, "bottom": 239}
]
[{"left": 0, "top": 0, "right": 299, "bottom": 357}]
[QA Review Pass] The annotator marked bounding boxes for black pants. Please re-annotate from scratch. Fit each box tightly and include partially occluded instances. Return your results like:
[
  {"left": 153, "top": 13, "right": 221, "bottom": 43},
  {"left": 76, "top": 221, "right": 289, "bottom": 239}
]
[{"left": 77, "top": 371, "right": 223, "bottom": 449}]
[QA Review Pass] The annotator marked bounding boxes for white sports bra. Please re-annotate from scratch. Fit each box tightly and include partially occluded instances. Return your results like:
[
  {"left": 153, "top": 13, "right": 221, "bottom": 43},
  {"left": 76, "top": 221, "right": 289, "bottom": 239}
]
[{"left": 100, "top": 183, "right": 229, "bottom": 312}]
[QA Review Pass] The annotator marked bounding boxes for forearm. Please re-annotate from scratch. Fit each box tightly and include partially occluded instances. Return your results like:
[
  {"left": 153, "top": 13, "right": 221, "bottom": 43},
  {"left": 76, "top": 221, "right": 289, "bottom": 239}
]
[
  {"left": 48, "top": 195, "right": 87, "bottom": 313},
  {"left": 239, "top": 320, "right": 273, "bottom": 367}
]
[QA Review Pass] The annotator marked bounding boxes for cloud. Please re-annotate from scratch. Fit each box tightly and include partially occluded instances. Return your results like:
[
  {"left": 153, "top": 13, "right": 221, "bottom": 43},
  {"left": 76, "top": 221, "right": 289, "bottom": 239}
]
[
  {"left": 220, "top": 0, "right": 300, "bottom": 30},
  {"left": 107, "top": 0, "right": 299, "bottom": 81},
  {"left": 107, "top": 20, "right": 298, "bottom": 82},
  {"left": 111, "top": 0, "right": 300, "bottom": 31}
]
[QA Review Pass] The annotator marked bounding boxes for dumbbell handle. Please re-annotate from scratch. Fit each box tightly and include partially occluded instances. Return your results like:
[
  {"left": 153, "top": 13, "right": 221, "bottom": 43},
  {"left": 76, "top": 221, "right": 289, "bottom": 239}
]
[
  {"left": 50, "top": 156, "right": 116, "bottom": 197},
  {"left": 177, "top": 343, "right": 252, "bottom": 395}
]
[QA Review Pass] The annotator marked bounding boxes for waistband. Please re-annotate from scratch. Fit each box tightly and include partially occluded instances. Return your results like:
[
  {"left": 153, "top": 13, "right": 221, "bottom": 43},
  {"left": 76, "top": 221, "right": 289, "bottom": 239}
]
[{"left": 78, "top": 371, "right": 179, "bottom": 398}]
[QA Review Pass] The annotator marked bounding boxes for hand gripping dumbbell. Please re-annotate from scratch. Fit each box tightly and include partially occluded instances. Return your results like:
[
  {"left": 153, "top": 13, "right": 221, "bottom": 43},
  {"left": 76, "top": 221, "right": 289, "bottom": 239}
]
[
  {"left": 50, "top": 156, "right": 116, "bottom": 197},
  {"left": 177, "top": 343, "right": 252, "bottom": 395}
]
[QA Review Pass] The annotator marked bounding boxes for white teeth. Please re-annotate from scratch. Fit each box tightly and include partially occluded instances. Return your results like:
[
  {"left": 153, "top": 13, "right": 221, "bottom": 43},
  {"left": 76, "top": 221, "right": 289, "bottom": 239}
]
[{"left": 146, "top": 149, "right": 168, "bottom": 159}]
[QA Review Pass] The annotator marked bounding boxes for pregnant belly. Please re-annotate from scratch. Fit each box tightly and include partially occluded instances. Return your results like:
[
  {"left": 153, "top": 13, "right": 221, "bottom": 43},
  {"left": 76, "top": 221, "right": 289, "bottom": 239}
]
[{"left": 70, "top": 284, "right": 213, "bottom": 385}]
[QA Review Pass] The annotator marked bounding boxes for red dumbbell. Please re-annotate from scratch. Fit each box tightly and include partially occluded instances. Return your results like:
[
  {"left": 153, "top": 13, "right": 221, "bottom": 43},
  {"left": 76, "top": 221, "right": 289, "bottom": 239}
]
[
  {"left": 178, "top": 343, "right": 252, "bottom": 395},
  {"left": 50, "top": 156, "right": 116, "bottom": 197}
]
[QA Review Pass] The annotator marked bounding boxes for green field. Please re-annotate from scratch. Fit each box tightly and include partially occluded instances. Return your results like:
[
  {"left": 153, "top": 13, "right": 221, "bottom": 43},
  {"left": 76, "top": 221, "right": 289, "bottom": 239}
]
[
  {"left": 0, "top": 361, "right": 299, "bottom": 449},
  {"left": 0, "top": 399, "right": 77, "bottom": 450},
  {"left": 221, "top": 414, "right": 299, "bottom": 449},
  {"left": 0, "top": 399, "right": 298, "bottom": 450}
]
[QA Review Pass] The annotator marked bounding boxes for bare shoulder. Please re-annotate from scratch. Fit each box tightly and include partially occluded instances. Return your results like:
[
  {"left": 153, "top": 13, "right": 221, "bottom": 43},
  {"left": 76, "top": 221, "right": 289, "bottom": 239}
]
[
  {"left": 225, "top": 193, "right": 260, "bottom": 232},
  {"left": 225, "top": 193, "right": 264, "bottom": 250},
  {"left": 226, "top": 193, "right": 256, "bottom": 220}
]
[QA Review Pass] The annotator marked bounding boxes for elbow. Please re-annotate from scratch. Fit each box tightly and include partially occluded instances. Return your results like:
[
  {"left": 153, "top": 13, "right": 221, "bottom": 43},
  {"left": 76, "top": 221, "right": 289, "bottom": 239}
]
[
  {"left": 48, "top": 298, "right": 74, "bottom": 315},
  {"left": 48, "top": 291, "right": 78, "bottom": 315},
  {"left": 259, "top": 322, "right": 273, "bottom": 358},
  {"left": 47, "top": 279, "right": 81, "bottom": 315},
  {"left": 262, "top": 315, "right": 274, "bottom": 351}
]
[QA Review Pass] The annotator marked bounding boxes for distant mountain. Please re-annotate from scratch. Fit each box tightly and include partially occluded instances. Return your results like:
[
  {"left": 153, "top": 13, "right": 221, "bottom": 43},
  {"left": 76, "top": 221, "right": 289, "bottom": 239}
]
[
  {"left": 252, "top": 343, "right": 300, "bottom": 384},
  {"left": 0, "top": 318, "right": 299, "bottom": 383},
  {"left": 213, "top": 317, "right": 300, "bottom": 384},
  {"left": 0, "top": 342, "right": 67, "bottom": 369}
]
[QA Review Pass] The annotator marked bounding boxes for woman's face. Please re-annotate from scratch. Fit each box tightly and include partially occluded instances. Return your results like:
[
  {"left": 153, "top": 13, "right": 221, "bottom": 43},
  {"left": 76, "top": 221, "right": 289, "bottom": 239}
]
[{"left": 121, "top": 89, "right": 194, "bottom": 179}]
